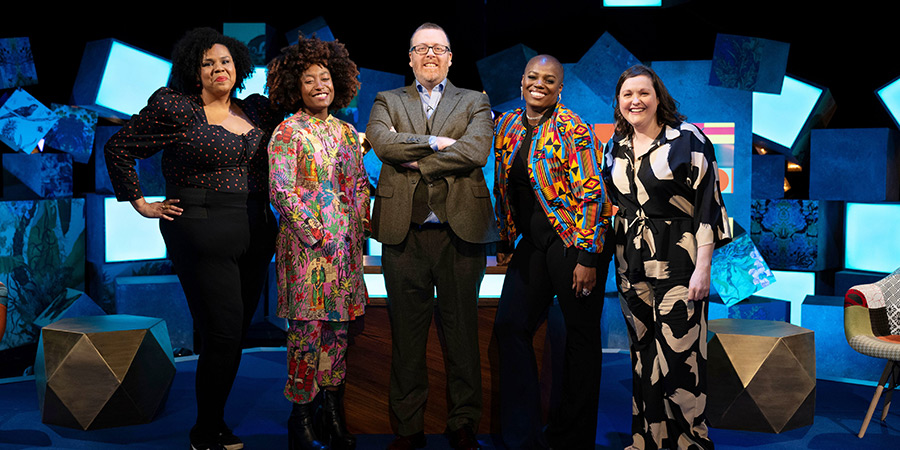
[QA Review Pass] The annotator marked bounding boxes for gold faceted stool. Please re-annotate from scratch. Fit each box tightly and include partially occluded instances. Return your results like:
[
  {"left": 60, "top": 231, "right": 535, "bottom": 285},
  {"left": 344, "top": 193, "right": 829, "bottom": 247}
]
[
  {"left": 35, "top": 315, "right": 176, "bottom": 430},
  {"left": 707, "top": 319, "right": 815, "bottom": 433}
]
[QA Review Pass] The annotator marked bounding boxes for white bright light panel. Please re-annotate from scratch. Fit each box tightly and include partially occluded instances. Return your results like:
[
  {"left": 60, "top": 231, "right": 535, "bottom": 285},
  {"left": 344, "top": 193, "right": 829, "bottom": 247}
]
[
  {"left": 104, "top": 196, "right": 168, "bottom": 263},
  {"left": 604, "top": 0, "right": 662, "bottom": 5},
  {"left": 752, "top": 76, "right": 822, "bottom": 148},
  {"left": 236, "top": 66, "right": 268, "bottom": 99},
  {"left": 845, "top": 203, "right": 900, "bottom": 273},
  {"left": 877, "top": 76, "right": 900, "bottom": 129},
  {"left": 95, "top": 41, "right": 172, "bottom": 118},
  {"left": 363, "top": 273, "right": 505, "bottom": 299},
  {"left": 755, "top": 270, "right": 815, "bottom": 326}
]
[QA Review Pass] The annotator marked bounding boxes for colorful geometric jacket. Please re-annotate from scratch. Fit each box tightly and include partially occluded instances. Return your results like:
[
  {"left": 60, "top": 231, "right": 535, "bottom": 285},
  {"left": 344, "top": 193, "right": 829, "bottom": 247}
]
[{"left": 493, "top": 103, "right": 612, "bottom": 255}]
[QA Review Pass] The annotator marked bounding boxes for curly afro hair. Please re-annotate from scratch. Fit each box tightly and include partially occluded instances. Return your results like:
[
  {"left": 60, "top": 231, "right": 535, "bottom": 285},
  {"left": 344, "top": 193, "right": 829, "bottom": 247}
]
[
  {"left": 267, "top": 34, "right": 361, "bottom": 116},
  {"left": 169, "top": 27, "right": 254, "bottom": 96}
]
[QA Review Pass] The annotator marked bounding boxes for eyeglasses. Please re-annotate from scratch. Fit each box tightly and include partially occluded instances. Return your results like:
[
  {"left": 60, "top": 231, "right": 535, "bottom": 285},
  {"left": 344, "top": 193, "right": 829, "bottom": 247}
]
[{"left": 409, "top": 44, "right": 451, "bottom": 55}]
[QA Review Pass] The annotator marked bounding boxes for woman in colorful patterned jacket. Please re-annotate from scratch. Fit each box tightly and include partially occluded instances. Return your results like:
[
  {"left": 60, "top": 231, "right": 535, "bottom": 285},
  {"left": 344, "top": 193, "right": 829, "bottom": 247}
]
[
  {"left": 492, "top": 54, "right": 613, "bottom": 450},
  {"left": 266, "top": 34, "right": 368, "bottom": 450},
  {"left": 604, "top": 64, "right": 731, "bottom": 450}
]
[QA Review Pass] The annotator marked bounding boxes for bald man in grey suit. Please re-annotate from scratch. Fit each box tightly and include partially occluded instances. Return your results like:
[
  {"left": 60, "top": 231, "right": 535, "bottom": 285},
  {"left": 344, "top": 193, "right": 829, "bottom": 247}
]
[{"left": 366, "top": 22, "right": 498, "bottom": 450}]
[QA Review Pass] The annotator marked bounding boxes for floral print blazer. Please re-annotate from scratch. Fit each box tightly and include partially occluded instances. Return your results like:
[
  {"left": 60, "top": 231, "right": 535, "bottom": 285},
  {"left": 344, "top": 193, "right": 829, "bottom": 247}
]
[{"left": 269, "top": 111, "right": 369, "bottom": 322}]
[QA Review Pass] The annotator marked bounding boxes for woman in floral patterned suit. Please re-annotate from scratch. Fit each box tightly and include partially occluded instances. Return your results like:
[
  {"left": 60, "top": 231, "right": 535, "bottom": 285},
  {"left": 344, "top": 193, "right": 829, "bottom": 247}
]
[{"left": 267, "top": 34, "right": 368, "bottom": 450}]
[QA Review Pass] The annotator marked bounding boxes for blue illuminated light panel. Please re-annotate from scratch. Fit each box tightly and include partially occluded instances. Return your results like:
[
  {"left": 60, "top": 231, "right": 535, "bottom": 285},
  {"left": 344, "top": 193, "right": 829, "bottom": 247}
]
[
  {"left": 755, "top": 270, "right": 815, "bottom": 326},
  {"left": 603, "top": 0, "right": 662, "bottom": 6},
  {"left": 95, "top": 41, "right": 172, "bottom": 118},
  {"left": 104, "top": 196, "right": 168, "bottom": 263},
  {"left": 877, "top": 76, "right": 900, "bottom": 129},
  {"left": 236, "top": 66, "right": 268, "bottom": 99},
  {"left": 845, "top": 203, "right": 900, "bottom": 273},
  {"left": 752, "top": 76, "right": 822, "bottom": 148}
]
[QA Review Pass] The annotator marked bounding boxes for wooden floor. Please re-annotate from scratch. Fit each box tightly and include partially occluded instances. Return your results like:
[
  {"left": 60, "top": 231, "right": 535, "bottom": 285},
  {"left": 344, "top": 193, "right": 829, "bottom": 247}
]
[{"left": 343, "top": 304, "right": 554, "bottom": 435}]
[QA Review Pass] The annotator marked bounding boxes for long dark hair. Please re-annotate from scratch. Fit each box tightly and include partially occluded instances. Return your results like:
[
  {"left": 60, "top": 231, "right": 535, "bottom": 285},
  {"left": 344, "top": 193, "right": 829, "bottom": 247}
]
[{"left": 613, "top": 64, "right": 685, "bottom": 140}]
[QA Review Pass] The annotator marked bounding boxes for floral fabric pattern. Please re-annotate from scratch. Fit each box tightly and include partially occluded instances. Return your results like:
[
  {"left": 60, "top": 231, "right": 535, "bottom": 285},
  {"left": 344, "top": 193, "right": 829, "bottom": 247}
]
[
  {"left": 284, "top": 319, "right": 349, "bottom": 403},
  {"left": 268, "top": 111, "right": 369, "bottom": 322}
]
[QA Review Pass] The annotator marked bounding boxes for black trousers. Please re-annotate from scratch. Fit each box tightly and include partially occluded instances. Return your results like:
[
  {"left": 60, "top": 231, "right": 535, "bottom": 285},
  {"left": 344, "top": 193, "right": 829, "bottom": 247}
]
[
  {"left": 159, "top": 187, "right": 276, "bottom": 436},
  {"left": 382, "top": 225, "right": 486, "bottom": 436},
  {"left": 494, "top": 236, "right": 609, "bottom": 450}
]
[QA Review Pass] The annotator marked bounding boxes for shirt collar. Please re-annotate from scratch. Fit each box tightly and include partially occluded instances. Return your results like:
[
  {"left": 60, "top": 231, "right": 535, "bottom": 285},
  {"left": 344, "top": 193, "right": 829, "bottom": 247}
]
[{"left": 416, "top": 78, "right": 447, "bottom": 95}]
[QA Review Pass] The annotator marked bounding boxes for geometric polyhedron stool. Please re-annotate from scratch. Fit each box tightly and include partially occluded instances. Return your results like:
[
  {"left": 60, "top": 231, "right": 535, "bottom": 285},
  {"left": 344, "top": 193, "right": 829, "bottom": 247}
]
[
  {"left": 707, "top": 318, "right": 816, "bottom": 433},
  {"left": 35, "top": 314, "right": 175, "bottom": 430}
]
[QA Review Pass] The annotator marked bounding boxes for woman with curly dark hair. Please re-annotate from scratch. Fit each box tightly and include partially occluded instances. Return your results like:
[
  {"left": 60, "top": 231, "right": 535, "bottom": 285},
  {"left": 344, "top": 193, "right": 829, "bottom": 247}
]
[
  {"left": 266, "top": 34, "right": 367, "bottom": 450},
  {"left": 105, "top": 27, "right": 278, "bottom": 450},
  {"left": 604, "top": 64, "right": 731, "bottom": 450}
]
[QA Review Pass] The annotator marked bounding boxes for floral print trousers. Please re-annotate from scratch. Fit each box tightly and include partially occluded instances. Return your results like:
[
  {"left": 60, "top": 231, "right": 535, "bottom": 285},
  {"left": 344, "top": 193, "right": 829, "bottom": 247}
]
[{"left": 285, "top": 319, "right": 349, "bottom": 404}]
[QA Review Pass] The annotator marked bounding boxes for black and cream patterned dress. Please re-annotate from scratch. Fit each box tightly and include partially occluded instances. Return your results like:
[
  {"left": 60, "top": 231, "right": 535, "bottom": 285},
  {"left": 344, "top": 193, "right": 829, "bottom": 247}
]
[{"left": 604, "top": 122, "right": 731, "bottom": 450}]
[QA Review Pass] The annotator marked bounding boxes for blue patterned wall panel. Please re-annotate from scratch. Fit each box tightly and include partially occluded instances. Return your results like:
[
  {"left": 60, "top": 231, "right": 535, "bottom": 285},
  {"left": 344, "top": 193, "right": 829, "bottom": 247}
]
[
  {"left": 86, "top": 260, "right": 174, "bottom": 315},
  {"left": 809, "top": 128, "right": 899, "bottom": 202},
  {"left": 709, "top": 34, "right": 789, "bottom": 94},
  {"left": 355, "top": 68, "right": 406, "bottom": 189},
  {"left": 287, "top": 16, "right": 335, "bottom": 44},
  {"left": 115, "top": 275, "right": 193, "bottom": 352},
  {"left": 0, "top": 37, "right": 38, "bottom": 89},
  {"left": 354, "top": 68, "right": 405, "bottom": 134},
  {"left": 477, "top": 44, "right": 537, "bottom": 111},
  {"left": 0, "top": 88, "right": 58, "bottom": 153},
  {"left": 711, "top": 233, "right": 776, "bottom": 306},
  {"left": 709, "top": 295, "right": 789, "bottom": 322},
  {"left": 751, "top": 154, "right": 785, "bottom": 199},
  {"left": 2, "top": 153, "right": 73, "bottom": 199},
  {"left": 750, "top": 199, "right": 843, "bottom": 271},
  {"left": 44, "top": 104, "right": 98, "bottom": 164},
  {"left": 31, "top": 288, "right": 104, "bottom": 328},
  {"left": 0, "top": 198, "right": 85, "bottom": 351},
  {"left": 802, "top": 295, "right": 883, "bottom": 384},
  {"left": 93, "top": 126, "right": 118, "bottom": 194},
  {"left": 651, "top": 60, "right": 752, "bottom": 228},
  {"left": 92, "top": 125, "right": 164, "bottom": 196},
  {"left": 224, "top": 23, "right": 273, "bottom": 66},
  {"left": 572, "top": 32, "right": 640, "bottom": 104},
  {"left": 559, "top": 63, "right": 614, "bottom": 125}
]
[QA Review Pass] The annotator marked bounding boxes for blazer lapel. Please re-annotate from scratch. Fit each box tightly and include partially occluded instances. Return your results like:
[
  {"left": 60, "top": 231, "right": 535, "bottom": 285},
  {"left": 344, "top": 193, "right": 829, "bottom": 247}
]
[
  {"left": 430, "top": 80, "right": 462, "bottom": 137},
  {"left": 402, "top": 83, "right": 427, "bottom": 135}
]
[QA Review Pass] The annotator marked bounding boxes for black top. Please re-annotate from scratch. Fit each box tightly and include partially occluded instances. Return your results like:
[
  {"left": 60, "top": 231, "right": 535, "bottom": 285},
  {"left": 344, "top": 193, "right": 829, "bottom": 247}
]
[
  {"left": 508, "top": 111, "right": 556, "bottom": 250},
  {"left": 105, "top": 87, "right": 278, "bottom": 201}
]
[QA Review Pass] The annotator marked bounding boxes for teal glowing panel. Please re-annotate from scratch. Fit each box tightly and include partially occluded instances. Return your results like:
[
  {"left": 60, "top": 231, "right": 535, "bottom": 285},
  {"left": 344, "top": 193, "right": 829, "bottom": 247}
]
[
  {"left": 845, "top": 203, "right": 900, "bottom": 273},
  {"left": 752, "top": 76, "right": 822, "bottom": 148},
  {"left": 236, "top": 66, "right": 267, "bottom": 99},
  {"left": 95, "top": 41, "right": 172, "bottom": 118},
  {"left": 104, "top": 196, "right": 167, "bottom": 263},
  {"left": 603, "top": 0, "right": 662, "bottom": 5},
  {"left": 877, "top": 76, "right": 900, "bottom": 129},
  {"left": 755, "top": 269, "right": 815, "bottom": 325}
]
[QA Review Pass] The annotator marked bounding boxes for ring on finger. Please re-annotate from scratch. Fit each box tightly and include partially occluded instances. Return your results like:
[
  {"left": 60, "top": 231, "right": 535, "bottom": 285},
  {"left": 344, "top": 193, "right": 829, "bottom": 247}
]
[{"left": 581, "top": 288, "right": 591, "bottom": 296}]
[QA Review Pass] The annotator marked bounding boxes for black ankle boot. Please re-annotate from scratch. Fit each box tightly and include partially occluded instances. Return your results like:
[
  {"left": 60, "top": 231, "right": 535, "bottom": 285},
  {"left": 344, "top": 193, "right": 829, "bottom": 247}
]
[
  {"left": 289, "top": 402, "right": 329, "bottom": 450},
  {"left": 320, "top": 387, "right": 356, "bottom": 450}
]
